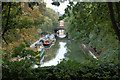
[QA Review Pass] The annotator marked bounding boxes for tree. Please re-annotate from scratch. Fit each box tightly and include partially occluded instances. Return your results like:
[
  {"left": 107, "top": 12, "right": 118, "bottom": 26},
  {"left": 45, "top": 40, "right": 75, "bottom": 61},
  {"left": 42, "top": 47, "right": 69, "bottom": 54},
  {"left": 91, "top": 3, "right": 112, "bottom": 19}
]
[
  {"left": 2, "top": 2, "right": 45, "bottom": 45},
  {"left": 51, "top": 2, "right": 60, "bottom": 6},
  {"left": 41, "top": 8, "right": 59, "bottom": 33},
  {"left": 108, "top": 2, "right": 120, "bottom": 41},
  {"left": 62, "top": 2, "right": 119, "bottom": 61}
]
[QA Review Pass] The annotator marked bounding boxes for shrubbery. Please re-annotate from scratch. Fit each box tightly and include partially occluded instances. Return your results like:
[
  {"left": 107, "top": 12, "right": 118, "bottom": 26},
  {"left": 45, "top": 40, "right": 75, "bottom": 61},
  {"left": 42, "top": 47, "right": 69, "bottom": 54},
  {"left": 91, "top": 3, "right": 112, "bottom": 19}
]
[{"left": 2, "top": 58, "right": 119, "bottom": 79}]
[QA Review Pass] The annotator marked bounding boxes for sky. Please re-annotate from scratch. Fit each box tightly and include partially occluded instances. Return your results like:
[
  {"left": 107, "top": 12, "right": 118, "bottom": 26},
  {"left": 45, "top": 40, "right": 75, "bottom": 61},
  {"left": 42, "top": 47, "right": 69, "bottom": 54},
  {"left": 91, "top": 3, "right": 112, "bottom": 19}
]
[{"left": 44, "top": 0, "right": 69, "bottom": 14}]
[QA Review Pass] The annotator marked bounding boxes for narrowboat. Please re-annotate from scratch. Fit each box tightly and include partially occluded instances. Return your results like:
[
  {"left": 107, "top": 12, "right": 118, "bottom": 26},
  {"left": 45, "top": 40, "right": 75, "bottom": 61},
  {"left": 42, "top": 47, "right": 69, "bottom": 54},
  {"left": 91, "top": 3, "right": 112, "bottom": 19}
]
[
  {"left": 40, "top": 34, "right": 56, "bottom": 47},
  {"left": 35, "top": 45, "right": 45, "bottom": 65},
  {"left": 26, "top": 41, "right": 45, "bottom": 65}
]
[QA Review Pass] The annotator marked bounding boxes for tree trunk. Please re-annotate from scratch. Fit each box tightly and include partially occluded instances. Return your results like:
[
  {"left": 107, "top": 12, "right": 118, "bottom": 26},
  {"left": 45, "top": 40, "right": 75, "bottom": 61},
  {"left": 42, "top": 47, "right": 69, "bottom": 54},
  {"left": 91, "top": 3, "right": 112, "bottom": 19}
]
[
  {"left": 5, "top": 2, "right": 11, "bottom": 29},
  {"left": 2, "top": 2, "right": 11, "bottom": 45},
  {"left": 2, "top": 36, "right": 8, "bottom": 45},
  {"left": 108, "top": 2, "right": 120, "bottom": 41},
  {"left": 115, "top": 2, "right": 120, "bottom": 28}
]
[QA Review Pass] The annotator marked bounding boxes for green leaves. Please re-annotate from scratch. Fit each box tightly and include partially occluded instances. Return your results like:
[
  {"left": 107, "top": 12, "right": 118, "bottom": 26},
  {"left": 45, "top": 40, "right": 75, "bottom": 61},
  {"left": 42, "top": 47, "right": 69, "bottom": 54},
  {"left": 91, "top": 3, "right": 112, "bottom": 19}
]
[
  {"left": 2, "top": 2, "right": 22, "bottom": 32},
  {"left": 63, "top": 2, "right": 119, "bottom": 64},
  {"left": 42, "top": 8, "right": 59, "bottom": 33},
  {"left": 18, "top": 17, "right": 33, "bottom": 29},
  {"left": 2, "top": 57, "right": 119, "bottom": 79}
]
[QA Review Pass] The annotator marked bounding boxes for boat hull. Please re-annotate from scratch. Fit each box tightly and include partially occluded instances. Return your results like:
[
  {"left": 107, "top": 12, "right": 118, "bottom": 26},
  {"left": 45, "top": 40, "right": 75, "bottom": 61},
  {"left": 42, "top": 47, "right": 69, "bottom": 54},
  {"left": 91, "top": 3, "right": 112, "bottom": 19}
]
[{"left": 35, "top": 47, "right": 45, "bottom": 65}]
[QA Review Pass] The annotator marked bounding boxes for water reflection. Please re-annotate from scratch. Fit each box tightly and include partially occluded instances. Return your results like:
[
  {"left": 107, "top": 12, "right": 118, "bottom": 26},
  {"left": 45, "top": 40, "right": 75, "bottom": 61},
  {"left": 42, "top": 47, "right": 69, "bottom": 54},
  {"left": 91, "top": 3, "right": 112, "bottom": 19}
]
[
  {"left": 41, "top": 42, "right": 67, "bottom": 67},
  {"left": 42, "top": 41, "right": 60, "bottom": 62},
  {"left": 65, "top": 41, "right": 86, "bottom": 63},
  {"left": 33, "top": 41, "right": 67, "bottom": 68}
]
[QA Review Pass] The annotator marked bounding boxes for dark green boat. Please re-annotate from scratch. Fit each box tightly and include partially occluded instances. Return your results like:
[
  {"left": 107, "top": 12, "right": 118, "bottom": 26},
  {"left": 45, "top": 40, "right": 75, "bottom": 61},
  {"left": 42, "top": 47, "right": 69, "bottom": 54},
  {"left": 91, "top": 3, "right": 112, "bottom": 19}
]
[{"left": 35, "top": 46, "right": 45, "bottom": 65}]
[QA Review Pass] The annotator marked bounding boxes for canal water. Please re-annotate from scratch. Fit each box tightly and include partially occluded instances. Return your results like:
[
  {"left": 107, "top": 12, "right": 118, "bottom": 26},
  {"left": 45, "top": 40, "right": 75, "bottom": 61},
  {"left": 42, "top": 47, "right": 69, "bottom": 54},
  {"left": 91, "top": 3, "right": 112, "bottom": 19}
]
[
  {"left": 32, "top": 39, "right": 91, "bottom": 68},
  {"left": 32, "top": 39, "right": 68, "bottom": 68},
  {"left": 41, "top": 41, "right": 67, "bottom": 67}
]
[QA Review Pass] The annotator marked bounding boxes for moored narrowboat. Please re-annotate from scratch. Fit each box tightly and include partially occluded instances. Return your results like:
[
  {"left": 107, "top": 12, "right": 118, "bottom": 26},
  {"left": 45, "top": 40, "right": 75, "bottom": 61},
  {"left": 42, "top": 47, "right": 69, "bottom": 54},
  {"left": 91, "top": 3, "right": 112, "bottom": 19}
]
[
  {"left": 41, "top": 34, "right": 56, "bottom": 47},
  {"left": 35, "top": 46, "right": 45, "bottom": 65}
]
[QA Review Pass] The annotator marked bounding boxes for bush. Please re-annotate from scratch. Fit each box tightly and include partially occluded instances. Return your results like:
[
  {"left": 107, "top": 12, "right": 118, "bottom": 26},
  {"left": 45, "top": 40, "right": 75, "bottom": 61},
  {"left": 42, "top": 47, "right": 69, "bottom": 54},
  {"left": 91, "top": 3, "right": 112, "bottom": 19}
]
[{"left": 2, "top": 59, "right": 119, "bottom": 79}]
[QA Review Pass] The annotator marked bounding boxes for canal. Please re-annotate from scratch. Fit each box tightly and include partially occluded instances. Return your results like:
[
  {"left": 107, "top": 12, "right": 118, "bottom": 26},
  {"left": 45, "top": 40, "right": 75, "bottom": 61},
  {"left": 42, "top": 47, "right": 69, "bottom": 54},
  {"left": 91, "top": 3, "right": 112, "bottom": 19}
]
[
  {"left": 32, "top": 39, "right": 87, "bottom": 68},
  {"left": 32, "top": 39, "right": 68, "bottom": 68},
  {"left": 41, "top": 41, "right": 67, "bottom": 67}
]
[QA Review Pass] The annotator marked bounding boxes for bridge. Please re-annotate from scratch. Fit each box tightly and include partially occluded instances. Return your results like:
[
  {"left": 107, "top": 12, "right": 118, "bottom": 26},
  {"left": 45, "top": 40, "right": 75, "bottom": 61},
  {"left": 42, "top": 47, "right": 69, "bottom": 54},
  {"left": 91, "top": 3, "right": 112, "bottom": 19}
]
[{"left": 54, "top": 20, "right": 68, "bottom": 39}]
